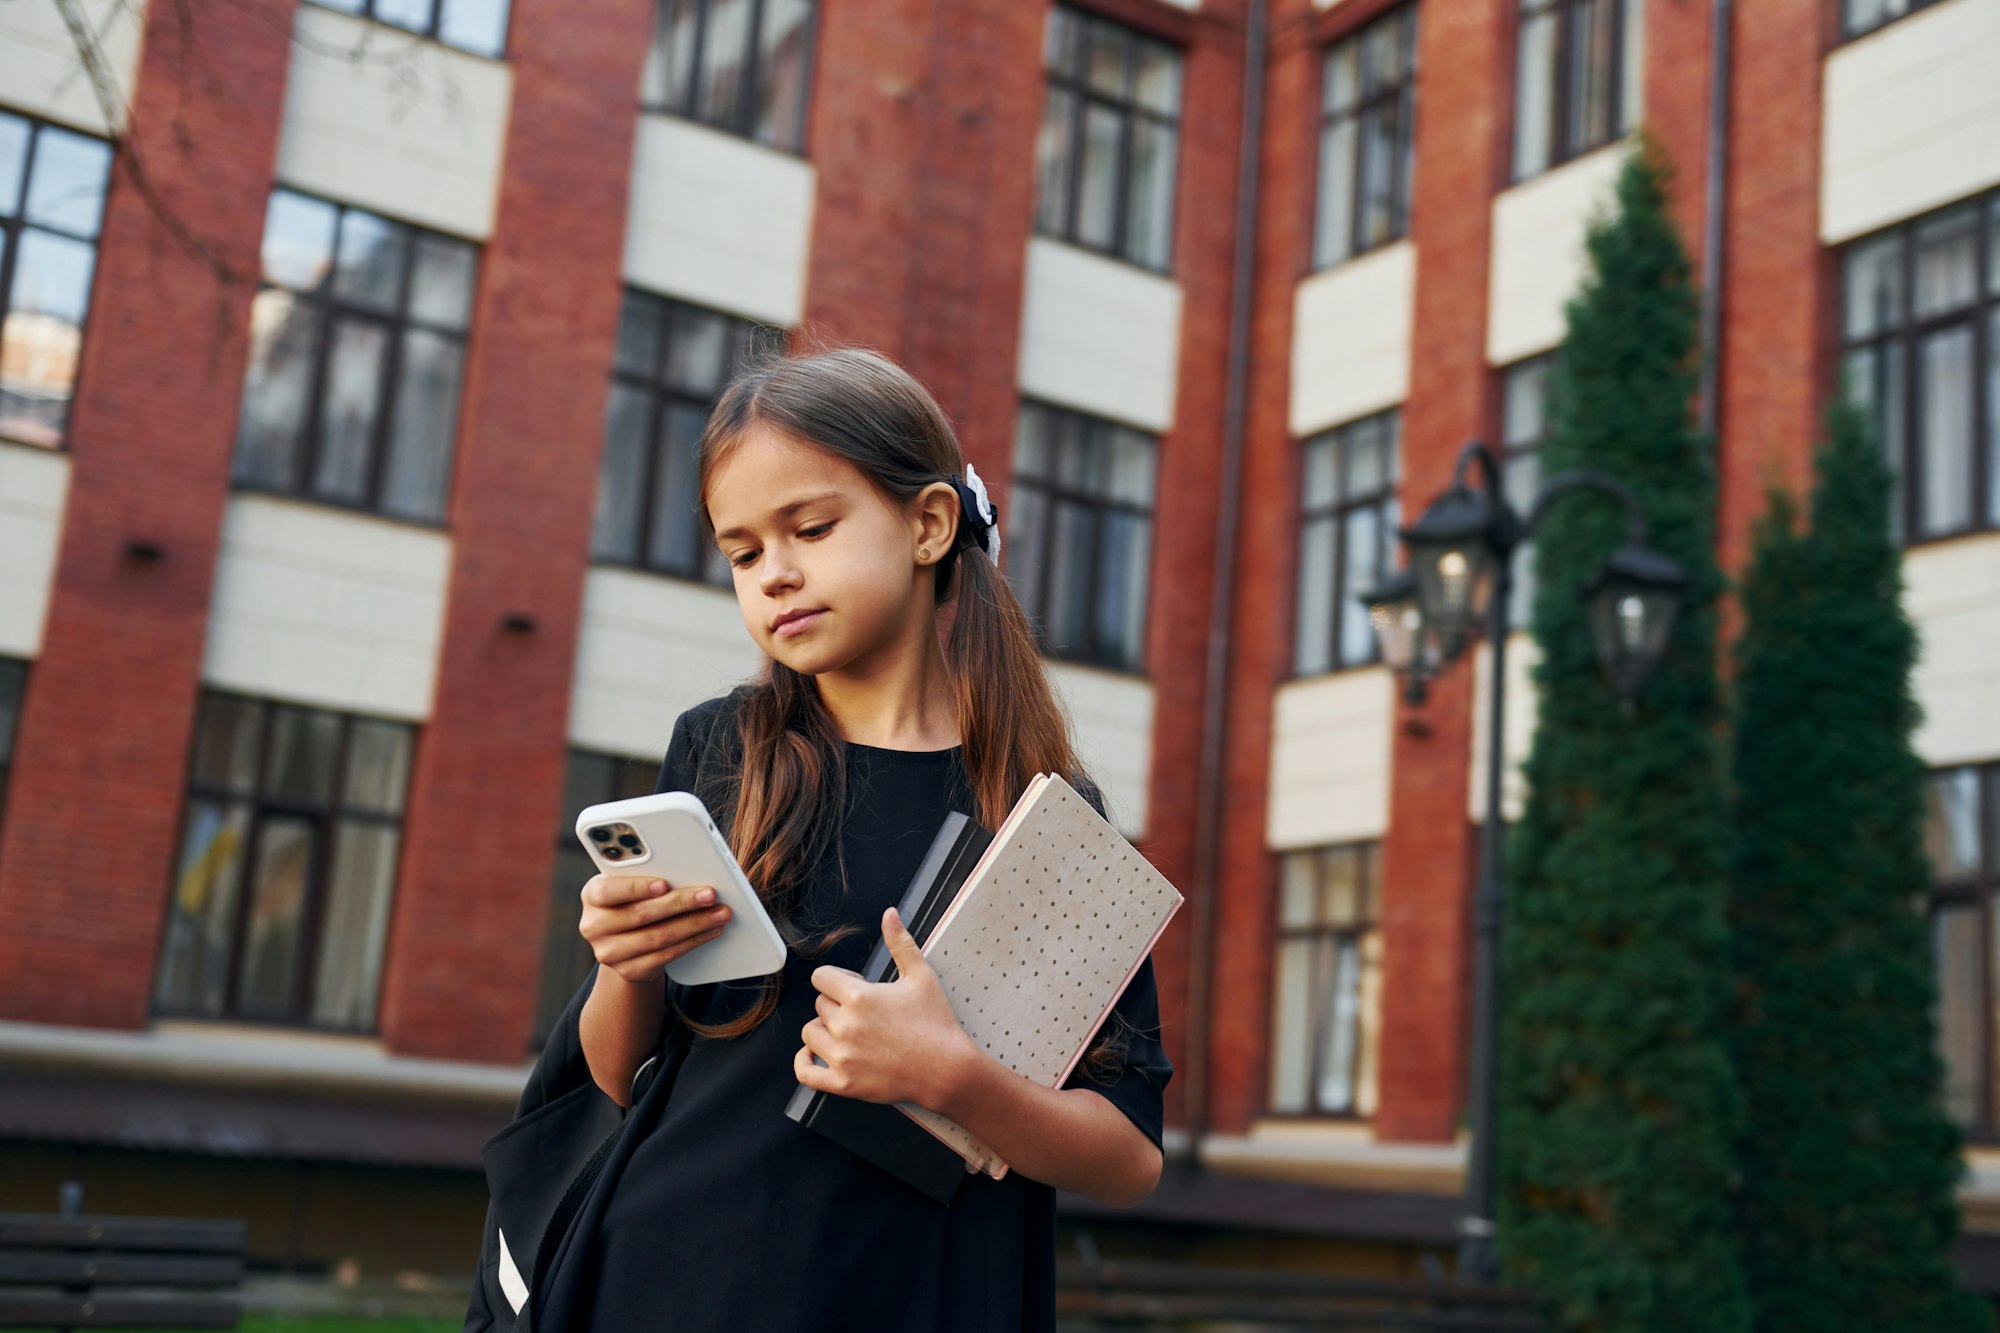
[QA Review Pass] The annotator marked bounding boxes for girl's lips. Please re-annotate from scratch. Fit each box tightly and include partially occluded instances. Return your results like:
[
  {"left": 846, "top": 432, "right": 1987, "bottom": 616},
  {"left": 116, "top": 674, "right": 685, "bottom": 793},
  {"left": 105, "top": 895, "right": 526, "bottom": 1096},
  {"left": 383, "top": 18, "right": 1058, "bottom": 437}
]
[{"left": 773, "top": 610, "right": 827, "bottom": 639}]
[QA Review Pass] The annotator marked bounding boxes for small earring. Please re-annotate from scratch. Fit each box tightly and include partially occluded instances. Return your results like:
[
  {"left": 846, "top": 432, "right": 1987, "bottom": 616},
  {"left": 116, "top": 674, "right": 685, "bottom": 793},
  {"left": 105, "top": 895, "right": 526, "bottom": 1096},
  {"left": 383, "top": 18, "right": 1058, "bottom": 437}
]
[{"left": 918, "top": 546, "right": 931, "bottom": 561}]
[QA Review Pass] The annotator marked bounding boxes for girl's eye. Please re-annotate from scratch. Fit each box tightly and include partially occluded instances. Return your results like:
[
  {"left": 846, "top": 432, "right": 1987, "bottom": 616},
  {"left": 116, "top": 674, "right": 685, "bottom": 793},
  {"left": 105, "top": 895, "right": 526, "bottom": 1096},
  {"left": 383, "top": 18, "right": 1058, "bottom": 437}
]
[
  {"left": 801, "top": 522, "right": 834, "bottom": 539},
  {"left": 730, "top": 550, "right": 757, "bottom": 568}
]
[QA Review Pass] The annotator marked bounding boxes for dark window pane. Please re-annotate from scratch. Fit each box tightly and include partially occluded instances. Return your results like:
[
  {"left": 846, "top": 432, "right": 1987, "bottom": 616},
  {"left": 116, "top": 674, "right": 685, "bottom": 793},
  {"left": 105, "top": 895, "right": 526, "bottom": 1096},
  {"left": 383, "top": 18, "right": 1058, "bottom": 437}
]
[
  {"left": 648, "top": 401, "right": 708, "bottom": 572},
  {"left": 1318, "top": 937, "right": 1362, "bottom": 1112},
  {"left": 1085, "top": 23, "right": 1132, "bottom": 99},
  {"left": 1504, "top": 357, "right": 1551, "bottom": 446},
  {"left": 1315, "top": 116, "right": 1357, "bottom": 267},
  {"left": 234, "top": 290, "right": 321, "bottom": 490},
  {"left": 1096, "top": 510, "right": 1150, "bottom": 668},
  {"left": 1916, "top": 325, "right": 1975, "bottom": 536},
  {"left": 381, "top": 328, "right": 464, "bottom": 521},
  {"left": 1133, "top": 39, "right": 1181, "bottom": 116},
  {"left": 1044, "top": 500, "right": 1096, "bottom": 656},
  {"left": 1046, "top": 8, "right": 1082, "bottom": 77},
  {"left": 0, "top": 113, "right": 29, "bottom": 215},
  {"left": 1034, "top": 90, "right": 1076, "bottom": 238},
  {"left": 262, "top": 192, "right": 339, "bottom": 292},
  {"left": 594, "top": 384, "right": 653, "bottom": 563},
  {"left": 1295, "top": 514, "right": 1337, "bottom": 675},
  {"left": 1106, "top": 426, "right": 1155, "bottom": 505},
  {"left": 616, "top": 294, "right": 664, "bottom": 377},
  {"left": 754, "top": 0, "right": 813, "bottom": 151},
  {"left": 342, "top": 719, "right": 412, "bottom": 814},
  {"left": 1125, "top": 119, "right": 1176, "bottom": 269},
  {"left": 1926, "top": 769, "right": 1984, "bottom": 883},
  {"left": 1302, "top": 435, "right": 1338, "bottom": 510},
  {"left": 1844, "top": 235, "right": 1903, "bottom": 339},
  {"left": 375, "top": 0, "right": 434, "bottom": 34},
  {"left": 665, "top": 304, "right": 731, "bottom": 394},
  {"left": 0, "top": 229, "right": 95, "bottom": 447},
  {"left": 698, "top": 0, "right": 755, "bottom": 127},
  {"left": 235, "top": 815, "right": 317, "bottom": 1020},
  {"left": 1915, "top": 206, "right": 1980, "bottom": 318},
  {"left": 0, "top": 658, "right": 22, "bottom": 758},
  {"left": 643, "top": 0, "right": 701, "bottom": 111},
  {"left": 1990, "top": 309, "right": 2000, "bottom": 526},
  {"left": 1004, "top": 485, "right": 1048, "bottom": 617},
  {"left": 1358, "top": 98, "right": 1401, "bottom": 249},
  {"left": 23, "top": 126, "right": 110, "bottom": 238},
  {"left": 439, "top": 0, "right": 510, "bottom": 57},
  {"left": 333, "top": 210, "right": 410, "bottom": 314},
  {"left": 153, "top": 799, "right": 252, "bottom": 1017},
  {"left": 1618, "top": 0, "right": 1644, "bottom": 132},
  {"left": 1337, "top": 503, "right": 1383, "bottom": 667},
  {"left": 311, "top": 821, "right": 399, "bottom": 1029},
  {"left": 1564, "top": 0, "right": 1615, "bottom": 156},
  {"left": 1514, "top": 9, "right": 1556, "bottom": 178},
  {"left": 409, "top": 234, "right": 477, "bottom": 330},
  {"left": 1934, "top": 903, "right": 1983, "bottom": 1130},
  {"left": 264, "top": 706, "right": 341, "bottom": 804},
  {"left": 192, "top": 695, "right": 264, "bottom": 793},
  {"left": 1324, "top": 40, "right": 1359, "bottom": 116},
  {"left": 1075, "top": 103, "right": 1123, "bottom": 252},
  {"left": 313, "top": 317, "right": 392, "bottom": 504}
]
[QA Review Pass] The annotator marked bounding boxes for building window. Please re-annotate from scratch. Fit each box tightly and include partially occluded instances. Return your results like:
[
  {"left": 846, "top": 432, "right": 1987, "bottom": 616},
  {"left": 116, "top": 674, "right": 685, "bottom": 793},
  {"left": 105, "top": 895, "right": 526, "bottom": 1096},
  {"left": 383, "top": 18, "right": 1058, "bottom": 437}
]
[
  {"left": 0, "top": 112, "right": 112, "bottom": 450},
  {"left": 308, "top": 0, "right": 511, "bottom": 58},
  {"left": 1269, "top": 842, "right": 1383, "bottom": 1118},
  {"left": 232, "top": 191, "right": 478, "bottom": 526},
  {"left": 1035, "top": 7, "right": 1183, "bottom": 273},
  {"left": 1512, "top": 0, "right": 1644, "bottom": 181},
  {"left": 1500, "top": 355, "right": 1554, "bottom": 628},
  {"left": 1844, "top": 0, "right": 1945, "bottom": 39},
  {"left": 594, "top": 291, "right": 779, "bottom": 584},
  {"left": 535, "top": 750, "right": 659, "bottom": 1047},
  {"left": 641, "top": 0, "right": 817, "bottom": 154},
  {"left": 1314, "top": 5, "right": 1418, "bottom": 269},
  {"left": 0, "top": 657, "right": 23, "bottom": 826},
  {"left": 1005, "top": 401, "right": 1157, "bottom": 673},
  {"left": 153, "top": 693, "right": 415, "bottom": 1032},
  {"left": 1928, "top": 764, "right": 1999, "bottom": 1137},
  {"left": 1842, "top": 192, "right": 2000, "bottom": 546},
  {"left": 1295, "top": 410, "right": 1401, "bottom": 676}
]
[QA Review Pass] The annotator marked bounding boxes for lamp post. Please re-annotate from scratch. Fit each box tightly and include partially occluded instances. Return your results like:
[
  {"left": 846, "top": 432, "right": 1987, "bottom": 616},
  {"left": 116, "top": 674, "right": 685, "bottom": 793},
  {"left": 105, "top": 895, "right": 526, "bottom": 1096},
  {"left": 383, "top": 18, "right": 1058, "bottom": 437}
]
[{"left": 1358, "top": 440, "right": 1688, "bottom": 1288}]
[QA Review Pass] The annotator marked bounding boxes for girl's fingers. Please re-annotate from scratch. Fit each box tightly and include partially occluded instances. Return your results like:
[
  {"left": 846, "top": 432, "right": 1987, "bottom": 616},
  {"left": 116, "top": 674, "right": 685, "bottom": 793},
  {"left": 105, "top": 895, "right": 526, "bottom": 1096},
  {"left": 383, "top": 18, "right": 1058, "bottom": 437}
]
[
  {"left": 814, "top": 993, "right": 840, "bottom": 1023},
  {"left": 602, "top": 924, "right": 724, "bottom": 975},
  {"left": 800, "top": 1016, "right": 834, "bottom": 1061},
  {"left": 588, "top": 904, "right": 730, "bottom": 960},
  {"left": 581, "top": 875, "right": 670, "bottom": 909}
]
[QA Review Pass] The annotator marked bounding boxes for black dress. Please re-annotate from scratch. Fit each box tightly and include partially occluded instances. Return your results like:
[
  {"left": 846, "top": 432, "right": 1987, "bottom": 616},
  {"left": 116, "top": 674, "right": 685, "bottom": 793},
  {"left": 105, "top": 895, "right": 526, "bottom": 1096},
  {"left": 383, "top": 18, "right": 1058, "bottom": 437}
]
[{"left": 464, "top": 695, "right": 1172, "bottom": 1333}]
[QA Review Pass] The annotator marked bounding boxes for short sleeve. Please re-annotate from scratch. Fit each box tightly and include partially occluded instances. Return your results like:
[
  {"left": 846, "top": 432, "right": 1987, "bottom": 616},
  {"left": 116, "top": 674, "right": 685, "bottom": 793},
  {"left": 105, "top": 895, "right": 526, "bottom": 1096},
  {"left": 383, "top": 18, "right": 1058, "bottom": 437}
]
[{"left": 1057, "top": 772, "right": 1173, "bottom": 1151}]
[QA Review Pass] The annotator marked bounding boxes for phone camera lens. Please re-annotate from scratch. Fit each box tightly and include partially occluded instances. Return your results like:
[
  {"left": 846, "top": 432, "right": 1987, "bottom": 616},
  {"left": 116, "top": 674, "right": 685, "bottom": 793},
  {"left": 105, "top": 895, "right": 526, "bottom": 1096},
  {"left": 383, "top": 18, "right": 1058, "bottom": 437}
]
[
  {"left": 604, "top": 847, "right": 623, "bottom": 860},
  {"left": 588, "top": 827, "right": 611, "bottom": 842},
  {"left": 618, "top": 834, "right": 641, "bottom": 849}
]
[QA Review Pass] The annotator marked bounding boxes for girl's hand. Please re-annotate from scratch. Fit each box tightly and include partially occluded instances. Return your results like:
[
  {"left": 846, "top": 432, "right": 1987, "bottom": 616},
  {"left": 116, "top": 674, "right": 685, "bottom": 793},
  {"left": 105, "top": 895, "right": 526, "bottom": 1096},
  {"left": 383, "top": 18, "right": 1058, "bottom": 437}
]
[
  {"left": 579, "top": 873, "right": 733, "bottom": 984},
  {"left": 794, "top": 907, "right": 978, "bottom": 1109}
]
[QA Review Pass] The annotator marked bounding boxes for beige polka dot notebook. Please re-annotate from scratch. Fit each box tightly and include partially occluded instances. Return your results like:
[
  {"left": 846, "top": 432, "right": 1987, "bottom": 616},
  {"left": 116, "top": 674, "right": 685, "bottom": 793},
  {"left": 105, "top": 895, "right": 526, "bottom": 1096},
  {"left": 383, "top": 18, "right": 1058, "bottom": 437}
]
[{"left": 899, "top": 773, "right": 1184, "bottom": 1180}]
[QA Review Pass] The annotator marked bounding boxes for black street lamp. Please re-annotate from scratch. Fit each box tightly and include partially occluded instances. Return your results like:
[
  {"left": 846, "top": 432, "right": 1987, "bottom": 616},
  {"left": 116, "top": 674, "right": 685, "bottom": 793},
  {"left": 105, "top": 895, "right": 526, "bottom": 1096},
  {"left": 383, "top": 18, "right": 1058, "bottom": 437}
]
[{"left": 1357, "top": 440, "right": 1687, "bottom": 1288}]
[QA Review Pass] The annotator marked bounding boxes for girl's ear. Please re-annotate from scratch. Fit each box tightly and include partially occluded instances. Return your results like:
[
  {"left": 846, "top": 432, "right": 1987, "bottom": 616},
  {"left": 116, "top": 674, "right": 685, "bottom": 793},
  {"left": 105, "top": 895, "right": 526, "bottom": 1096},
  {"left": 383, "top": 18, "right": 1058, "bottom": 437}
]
[{"left": 912, "top": 481, "right": 960, "bottom": 561}]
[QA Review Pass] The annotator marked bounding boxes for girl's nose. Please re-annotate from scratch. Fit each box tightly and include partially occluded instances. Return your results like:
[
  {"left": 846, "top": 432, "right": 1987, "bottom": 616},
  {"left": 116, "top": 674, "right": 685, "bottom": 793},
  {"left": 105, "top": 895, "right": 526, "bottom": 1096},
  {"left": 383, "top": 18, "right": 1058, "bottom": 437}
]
[{"left": 758, "top": 550, "right": 801, "bottom": 597}]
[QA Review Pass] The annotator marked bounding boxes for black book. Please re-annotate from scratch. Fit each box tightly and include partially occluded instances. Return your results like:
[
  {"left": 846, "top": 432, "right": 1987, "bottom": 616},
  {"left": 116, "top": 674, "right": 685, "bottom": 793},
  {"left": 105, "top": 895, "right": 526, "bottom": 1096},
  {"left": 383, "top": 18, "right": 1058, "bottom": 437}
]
[{"left": 784, "top": 810, "right": 994, "bottom": 1205}]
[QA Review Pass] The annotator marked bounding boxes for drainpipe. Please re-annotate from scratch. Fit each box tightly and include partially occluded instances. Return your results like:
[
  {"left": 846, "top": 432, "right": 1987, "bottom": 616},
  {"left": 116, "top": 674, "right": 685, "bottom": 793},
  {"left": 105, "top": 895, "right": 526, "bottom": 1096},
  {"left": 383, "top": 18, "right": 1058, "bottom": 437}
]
[
  {"left": 1183, "top": 0, "right": 1267, "bottom": 1162},
  {"left": 1699, "top": 0, "right": 1731, "bottom": 435}
]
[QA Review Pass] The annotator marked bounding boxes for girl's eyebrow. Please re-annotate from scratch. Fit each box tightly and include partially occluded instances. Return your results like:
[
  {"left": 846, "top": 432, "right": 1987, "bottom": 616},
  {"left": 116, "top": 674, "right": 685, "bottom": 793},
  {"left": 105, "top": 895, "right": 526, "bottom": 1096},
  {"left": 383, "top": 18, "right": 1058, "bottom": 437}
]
[{"left": 712, "top": 490, "right": 846, "bottom": 544}]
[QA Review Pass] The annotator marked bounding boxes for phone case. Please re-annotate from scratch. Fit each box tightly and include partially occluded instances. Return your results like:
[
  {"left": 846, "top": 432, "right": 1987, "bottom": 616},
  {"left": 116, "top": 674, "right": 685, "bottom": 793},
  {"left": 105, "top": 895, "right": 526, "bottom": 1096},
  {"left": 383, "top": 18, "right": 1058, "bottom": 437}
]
[{"left": 574, "top": 792, "right": 789, "bottom": 986}]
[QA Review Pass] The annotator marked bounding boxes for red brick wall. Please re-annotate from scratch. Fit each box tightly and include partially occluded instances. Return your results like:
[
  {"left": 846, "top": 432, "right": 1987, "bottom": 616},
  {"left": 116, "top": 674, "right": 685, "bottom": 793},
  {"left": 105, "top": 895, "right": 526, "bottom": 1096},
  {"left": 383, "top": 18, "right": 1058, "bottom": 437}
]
[
  {"left": 1716, "top": 1, "right": 1832, "bottom": 575},
  {"left": 373, "top": 0, "right": 656, "bottom": 1060},
  {"left": 0, "top": 1, "right": 293, "bottom": 1027}
]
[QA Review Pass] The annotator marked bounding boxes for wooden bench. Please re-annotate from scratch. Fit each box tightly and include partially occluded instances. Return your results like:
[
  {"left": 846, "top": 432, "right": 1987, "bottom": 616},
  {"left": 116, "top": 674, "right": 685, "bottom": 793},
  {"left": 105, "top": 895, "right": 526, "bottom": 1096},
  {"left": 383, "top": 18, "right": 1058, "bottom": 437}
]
[
  {"left": 0, "top": 1184, "right": 244, "bottom": 1331},
  {"left": 1057, "top": 1258, "right": 1543, "bottom": 1330}
]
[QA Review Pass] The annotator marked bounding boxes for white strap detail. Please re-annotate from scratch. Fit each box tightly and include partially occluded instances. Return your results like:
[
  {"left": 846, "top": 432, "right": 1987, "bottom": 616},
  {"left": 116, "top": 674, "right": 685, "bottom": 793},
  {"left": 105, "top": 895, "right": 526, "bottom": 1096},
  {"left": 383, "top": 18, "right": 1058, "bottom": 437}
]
[{"left": 498, "top": 1226, "right": 529, "bottom": 1314}]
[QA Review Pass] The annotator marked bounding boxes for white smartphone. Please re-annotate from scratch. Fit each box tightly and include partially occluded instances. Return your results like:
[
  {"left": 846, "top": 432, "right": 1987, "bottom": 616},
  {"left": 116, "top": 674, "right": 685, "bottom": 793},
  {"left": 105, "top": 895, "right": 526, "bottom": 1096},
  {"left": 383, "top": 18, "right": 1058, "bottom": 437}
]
[{"left": 574, "top": 791, "right": 788, "bottom": 986}]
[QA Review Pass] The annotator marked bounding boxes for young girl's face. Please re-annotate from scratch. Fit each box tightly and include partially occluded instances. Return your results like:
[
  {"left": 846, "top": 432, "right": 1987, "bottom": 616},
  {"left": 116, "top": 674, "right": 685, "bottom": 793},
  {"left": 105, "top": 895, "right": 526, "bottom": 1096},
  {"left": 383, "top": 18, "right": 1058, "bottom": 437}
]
[{"left": 706, "top": 424, "right": 936, "bottom": 678}]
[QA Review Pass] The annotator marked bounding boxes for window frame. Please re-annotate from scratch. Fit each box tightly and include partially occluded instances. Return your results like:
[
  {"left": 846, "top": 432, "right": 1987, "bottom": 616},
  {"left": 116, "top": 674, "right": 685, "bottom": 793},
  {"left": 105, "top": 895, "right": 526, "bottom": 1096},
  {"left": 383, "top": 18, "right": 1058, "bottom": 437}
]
[
  {"left": 303, "top": 0, "right": 513, "bottom": 59},
  {"left": 1265, "top": 842, "right": 1383, "bottom": 1121},
  {"left": 0, "top": 657, "right": 24, "bottom": 836},
  {"left": 0, "top": 111, "right": 113, "bottom": 453},
  {"left": 1511, "top": 0, "right": 1642, "bottom": 183},
  {"left": 1292, "top": 409, "right": 1402, "bottom": 679},
  {"left": 1840, "top": 190, "right": 1999, "bottom": 547},
  {"left": 639, "top": 0, "right": 820, "bottom": 157},
  {"left": 1006, "top": 399, "right": 1159, "bottom": 675},
  {"left": 1928, "top": 763, "right": 2000, "bottom": 1140},
  {"left": 231, "top": 188, "right": 480, "bottom": 528},
  {"left": 1312, "top": 4, "right": 1419, "bottom": 271},
  {"left": 153, "top": 692, "right": 415, "bottom": 1034},
  {"left": 1036, "top": 6, "right": 1184, "bottom": 275},
  {"left": 590, "top": 289, "right": 782, "bottom": 587}
]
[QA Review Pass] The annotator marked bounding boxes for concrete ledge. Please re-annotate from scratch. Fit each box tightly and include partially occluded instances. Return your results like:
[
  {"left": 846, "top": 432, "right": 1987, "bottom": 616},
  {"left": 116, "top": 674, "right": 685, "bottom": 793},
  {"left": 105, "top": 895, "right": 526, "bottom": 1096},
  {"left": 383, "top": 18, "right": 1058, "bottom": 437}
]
[
  {"left": 0, "top": 1019, "right": 531, "bottom": 1105},
  {"left": 1200, "top": 1123, "right": 1467, "bottom": 1196}
]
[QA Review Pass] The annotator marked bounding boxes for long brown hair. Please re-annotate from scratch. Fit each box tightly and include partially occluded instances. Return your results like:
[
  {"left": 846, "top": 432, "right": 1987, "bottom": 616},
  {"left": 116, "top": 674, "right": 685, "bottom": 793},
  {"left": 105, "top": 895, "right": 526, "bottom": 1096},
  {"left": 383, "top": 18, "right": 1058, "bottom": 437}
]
[{"left": 686, "top": 347, "right": 1084, "bottom": 1042}]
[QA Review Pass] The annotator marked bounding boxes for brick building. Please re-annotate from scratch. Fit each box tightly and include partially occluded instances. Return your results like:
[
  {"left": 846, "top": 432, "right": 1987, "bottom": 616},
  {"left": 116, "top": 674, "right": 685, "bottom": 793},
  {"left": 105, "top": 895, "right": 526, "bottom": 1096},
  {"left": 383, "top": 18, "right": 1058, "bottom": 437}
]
[{"left": 2, "top": 0, "right": 1999, "bottom": 1291}]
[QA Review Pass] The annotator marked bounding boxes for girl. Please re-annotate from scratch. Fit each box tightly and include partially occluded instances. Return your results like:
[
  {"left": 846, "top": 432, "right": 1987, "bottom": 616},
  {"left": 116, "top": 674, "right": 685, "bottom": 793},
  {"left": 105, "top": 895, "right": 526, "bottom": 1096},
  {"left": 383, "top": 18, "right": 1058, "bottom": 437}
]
[{"left": 464, "top": 347, "right": 1171, "bottom": 1332}]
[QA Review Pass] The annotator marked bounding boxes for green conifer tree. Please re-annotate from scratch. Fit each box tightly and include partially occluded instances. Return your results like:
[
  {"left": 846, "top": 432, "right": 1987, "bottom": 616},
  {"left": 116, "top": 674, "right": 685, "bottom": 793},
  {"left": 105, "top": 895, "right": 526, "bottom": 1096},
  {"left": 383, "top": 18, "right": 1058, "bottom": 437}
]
[
  {"left": 1729, "top": 396, "right": 1990, "bottom": 1333},
  {"left": 1496, "top": 142, "right": 1749, "bottom": 1333}
]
